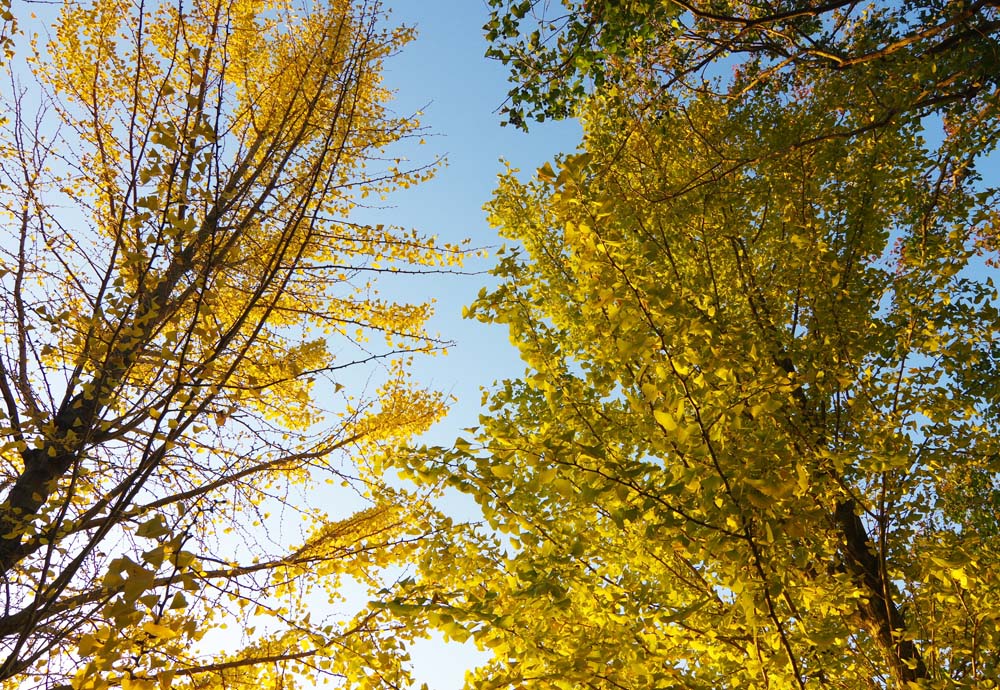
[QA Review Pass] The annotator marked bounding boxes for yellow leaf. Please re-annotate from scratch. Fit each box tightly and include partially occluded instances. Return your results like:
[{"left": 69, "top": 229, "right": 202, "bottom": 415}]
[
  {"left": 653, "top": 409, "right": 678, "bottom": 431},
  {"left": 491, "top": 464, "right": 516, "bottom": 479},
  {"left": 141, "top": 622, "right": 177, "bottom": 639}
]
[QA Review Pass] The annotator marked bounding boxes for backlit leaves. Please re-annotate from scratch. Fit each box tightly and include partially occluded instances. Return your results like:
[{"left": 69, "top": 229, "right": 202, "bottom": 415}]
[
  {"left": 395, "top": 11, "right": 1000, "bottom": 688},
  {"left": 0, "top": 0, "right": 458, "bottom": 687}
]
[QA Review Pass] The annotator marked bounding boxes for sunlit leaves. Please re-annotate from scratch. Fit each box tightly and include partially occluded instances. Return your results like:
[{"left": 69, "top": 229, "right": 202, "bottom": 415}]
[
  {"left": 395, "top": 22, "right": 1000, "bottom": 688},
  {"left": 0, "top": 0, "right": 459, "bottom": 687}
]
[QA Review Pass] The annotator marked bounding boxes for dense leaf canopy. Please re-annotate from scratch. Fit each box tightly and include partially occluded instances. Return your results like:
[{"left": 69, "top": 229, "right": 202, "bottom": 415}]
[{"left": 389, "top": 2, "right": 1000, "bottom": 689}]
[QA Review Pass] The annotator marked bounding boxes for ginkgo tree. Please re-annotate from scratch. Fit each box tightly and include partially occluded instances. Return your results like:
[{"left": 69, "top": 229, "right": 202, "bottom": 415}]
[
  {"left": 386, "top": 2, "right": 1000, "bottom": 689},
  {"left": 0, "top": 0, "right": 462, "bottom": 688}
]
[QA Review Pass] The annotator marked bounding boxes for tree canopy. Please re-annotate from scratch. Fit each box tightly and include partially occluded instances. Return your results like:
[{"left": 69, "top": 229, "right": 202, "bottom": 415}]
[
  {"left": 388, "top": 2, "right": 1000, "bottom": 688},
  {"left": 5, "top": 1, "right": 1000, "bottom": 688},
  {"left": 0, "top": 0, "right": 462, "bottom": 687},
  {"left": 486, "top": 0, "right": 999, "bottom": 131}
]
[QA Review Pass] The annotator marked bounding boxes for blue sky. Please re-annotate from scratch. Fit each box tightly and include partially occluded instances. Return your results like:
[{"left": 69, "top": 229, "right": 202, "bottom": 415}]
[
  {"left": 354, "top": 2, "right": 581, "bottom": 687},
  {"left": 370, "top": 0, "right": 580, "bottom": 442}
]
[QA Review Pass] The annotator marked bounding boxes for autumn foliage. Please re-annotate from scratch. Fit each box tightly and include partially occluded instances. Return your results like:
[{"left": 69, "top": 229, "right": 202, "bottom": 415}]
[
  {"left": 391, "top": 2, "right": 1000, "bottom": 689},
  {"left": 0, "top": 0, "right": 461, "bottom": 687},
  {"left": 4, "top": 1, "right": 1000, "bottom": 689}
]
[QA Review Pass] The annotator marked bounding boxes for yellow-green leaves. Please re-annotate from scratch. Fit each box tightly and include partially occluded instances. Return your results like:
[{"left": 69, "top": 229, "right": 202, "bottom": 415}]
[{"left": 396, "top": 29, "right": 1000, "bottom": 688}]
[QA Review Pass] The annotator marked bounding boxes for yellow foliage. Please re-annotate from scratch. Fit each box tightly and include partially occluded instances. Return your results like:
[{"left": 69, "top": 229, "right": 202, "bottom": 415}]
[{"left": 0, "top": 0, "right": 460, "bottom": 688}]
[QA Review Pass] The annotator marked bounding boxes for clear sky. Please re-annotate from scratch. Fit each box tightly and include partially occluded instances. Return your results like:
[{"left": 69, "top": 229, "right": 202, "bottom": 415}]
[
  {"left": 370, "top": 0, "right": 581, "bottom": 439},
  {"left": 353, "top": 2, "right": 581, "bottom": 687}
]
